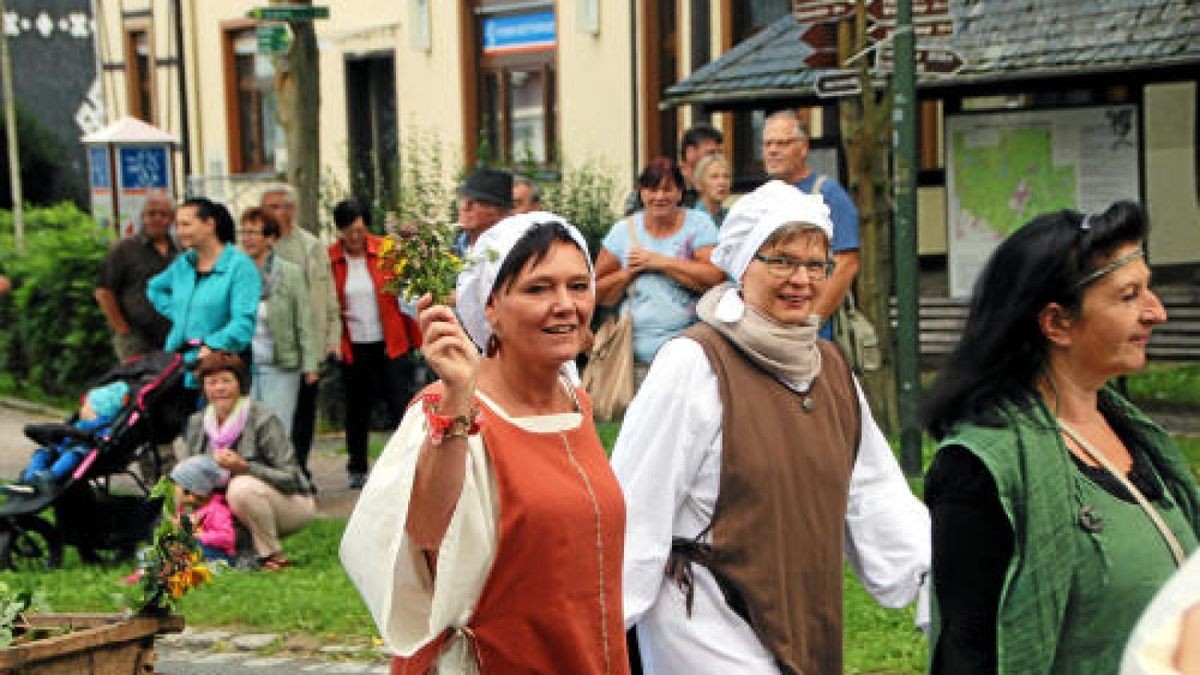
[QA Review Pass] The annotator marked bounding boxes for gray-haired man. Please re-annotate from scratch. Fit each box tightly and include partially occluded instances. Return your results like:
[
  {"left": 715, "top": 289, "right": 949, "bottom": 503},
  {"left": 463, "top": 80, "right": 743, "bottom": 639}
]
[{"left": 260, "top": 183, "right": 342, "bottom": 478}]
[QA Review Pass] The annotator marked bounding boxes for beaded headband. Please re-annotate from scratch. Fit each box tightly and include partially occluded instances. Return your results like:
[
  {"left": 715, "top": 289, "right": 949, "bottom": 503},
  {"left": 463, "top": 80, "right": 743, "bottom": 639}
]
[{"left": 1074, "top": 248, "right": 1144, "bottom": 289}]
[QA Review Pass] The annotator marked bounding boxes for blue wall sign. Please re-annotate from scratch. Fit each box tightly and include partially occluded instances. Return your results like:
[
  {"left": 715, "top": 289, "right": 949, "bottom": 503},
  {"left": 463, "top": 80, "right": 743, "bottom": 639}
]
[
  {"left": 482, "top": 11, "right": 555, "bottom": 56},
  {"left": 88, "top": 146, "right": 111, "bottom": 190},
  {"left": 118, "top": 146, "right": 171, "bottom": 191}
]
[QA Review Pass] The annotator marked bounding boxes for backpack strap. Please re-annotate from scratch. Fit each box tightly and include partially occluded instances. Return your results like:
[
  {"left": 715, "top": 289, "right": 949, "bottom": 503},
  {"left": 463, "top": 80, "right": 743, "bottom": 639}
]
[{"left": 809, "top": 174, "right": 828, "bottom": 196}]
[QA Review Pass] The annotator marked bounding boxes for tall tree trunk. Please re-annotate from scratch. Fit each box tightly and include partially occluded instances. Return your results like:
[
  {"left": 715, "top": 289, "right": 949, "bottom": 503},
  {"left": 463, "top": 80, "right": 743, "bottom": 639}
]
[
  {"left": 272, "top": 0, "right": 321, "bottom": 234},
  {"left": 836, "top": 2, "right": 899, "bottom": 434}
]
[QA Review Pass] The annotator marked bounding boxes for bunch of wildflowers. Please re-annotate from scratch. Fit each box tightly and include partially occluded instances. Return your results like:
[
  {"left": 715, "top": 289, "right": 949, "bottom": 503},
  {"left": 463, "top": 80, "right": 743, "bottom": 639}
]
[
  {"left": 129, "top": 479, "right": 212, "bottom": 616},
  {"left": 378, "top": 216, "right": 494, "bottom": 305}
]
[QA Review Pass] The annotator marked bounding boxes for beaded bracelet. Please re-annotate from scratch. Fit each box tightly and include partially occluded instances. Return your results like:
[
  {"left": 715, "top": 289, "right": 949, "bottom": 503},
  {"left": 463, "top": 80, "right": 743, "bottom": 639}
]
[{"left": 422, "top": 392, "right": 481, "bottom": 445}]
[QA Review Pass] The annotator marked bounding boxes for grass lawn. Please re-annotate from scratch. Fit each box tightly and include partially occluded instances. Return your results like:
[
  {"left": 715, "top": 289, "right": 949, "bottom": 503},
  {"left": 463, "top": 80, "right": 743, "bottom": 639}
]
[
  {"left": 1124, "top": 363, "right": 1200, "bottom": 408},
  {"left": 1, "top": 413, "right": 1194, "bottom": 670},
  {"left": 0, "top": 520, "right": 928, "bottom": 671}
]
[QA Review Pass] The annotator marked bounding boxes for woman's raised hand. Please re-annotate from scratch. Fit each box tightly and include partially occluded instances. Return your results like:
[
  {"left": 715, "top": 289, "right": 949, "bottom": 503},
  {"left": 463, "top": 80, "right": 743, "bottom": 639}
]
[{"left": 416, "top": 294, "right": 479, "bottom": 409}]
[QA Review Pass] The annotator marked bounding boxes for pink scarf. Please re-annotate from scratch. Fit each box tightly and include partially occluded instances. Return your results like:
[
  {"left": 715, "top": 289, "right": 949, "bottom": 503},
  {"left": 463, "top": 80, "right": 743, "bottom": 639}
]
[{"left": 203, "top": 397, "right": 249, "bottom": 451}]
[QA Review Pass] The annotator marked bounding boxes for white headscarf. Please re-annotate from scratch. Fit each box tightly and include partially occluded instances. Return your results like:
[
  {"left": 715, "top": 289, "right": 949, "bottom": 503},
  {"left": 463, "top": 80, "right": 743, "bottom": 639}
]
[
  {"left": 707, "top": 180, "right": 834, "bottom": 322},
  {"left": 455, "top": 211, "right": 592, "bottom": 351}
]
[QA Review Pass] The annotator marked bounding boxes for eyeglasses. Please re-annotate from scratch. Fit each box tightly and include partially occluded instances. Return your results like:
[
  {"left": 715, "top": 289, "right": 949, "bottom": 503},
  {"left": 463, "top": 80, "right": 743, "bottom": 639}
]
[
  {"left": 238, "top": 228, "right": 264, "bottom": 238},
  {"left": 762, "top": 137, "right": 800, "bottom": 150},
  {"left": 753, "top": 254, "right": 832, "bottom": 279}
]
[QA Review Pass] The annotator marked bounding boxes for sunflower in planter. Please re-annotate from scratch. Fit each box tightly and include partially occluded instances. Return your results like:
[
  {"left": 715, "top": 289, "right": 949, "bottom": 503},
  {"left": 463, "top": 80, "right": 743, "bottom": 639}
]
[{"left": 128, "top": 479, "right": 212, "bottom": 616}]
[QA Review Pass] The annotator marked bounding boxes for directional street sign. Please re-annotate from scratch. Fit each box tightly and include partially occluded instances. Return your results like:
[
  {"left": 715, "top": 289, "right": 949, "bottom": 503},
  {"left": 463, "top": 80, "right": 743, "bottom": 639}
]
[
  {"left": 814, "top": 72, "right": 862, "bottom": 98},
  {"left": 917, "top": 46, "right": 965, "bottom": 74},
  {"left": 801, "top": 22, "right": 839, "bottom": 68},
  {"left": 868, "top": 16, "right": 955, "bottom": 41},
  {"left": 248, "top": 4, "right": 329, "bottom": 22},
  {"left": 866, "top": 0, "right": 950, "bottom": 22},
  {"left": 875, "top": 45, "right": 965, "bottom": 74},
  {"left": 256, "top": 23, "right": 290, "bottom": 54},
  {"left": 794, "top": 0, "right": 856, "bottom": 23}
]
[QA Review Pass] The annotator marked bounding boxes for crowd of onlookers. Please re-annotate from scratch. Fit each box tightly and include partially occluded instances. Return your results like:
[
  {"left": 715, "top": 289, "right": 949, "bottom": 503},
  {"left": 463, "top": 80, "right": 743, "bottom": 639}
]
[
  {"left": 3, "top": 111, "right": 1197, "bottom": 672},
  {"left": 1, "top": 116, "right": 864, "bottom": 575}
]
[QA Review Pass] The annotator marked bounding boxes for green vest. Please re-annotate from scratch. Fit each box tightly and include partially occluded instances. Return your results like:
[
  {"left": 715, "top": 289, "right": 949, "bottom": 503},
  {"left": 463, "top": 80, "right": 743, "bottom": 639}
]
[{"left": 931, "top": 389, "right": 1200, "bottom": 674}]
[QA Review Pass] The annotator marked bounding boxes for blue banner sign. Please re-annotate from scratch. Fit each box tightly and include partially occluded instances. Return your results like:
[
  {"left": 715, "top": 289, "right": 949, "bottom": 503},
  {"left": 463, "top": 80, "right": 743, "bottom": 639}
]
[
  {"left": 482, "top": 11, "right": 555, "bottom": 56},
  {"left": 118, "top": 146, "right": 171, "bottom": 191},
  {"left": 89, "top": 146, "right": 111, "bottom": 190}
]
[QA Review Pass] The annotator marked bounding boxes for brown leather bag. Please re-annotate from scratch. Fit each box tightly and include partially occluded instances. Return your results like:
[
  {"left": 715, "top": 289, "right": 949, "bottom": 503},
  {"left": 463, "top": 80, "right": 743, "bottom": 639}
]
[{"left": 582, "top": 220, "right": 638, "bottom": 422}]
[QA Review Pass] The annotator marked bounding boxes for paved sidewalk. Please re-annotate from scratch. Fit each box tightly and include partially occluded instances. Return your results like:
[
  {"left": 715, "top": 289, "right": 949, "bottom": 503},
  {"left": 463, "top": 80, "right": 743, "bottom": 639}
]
[{"left": 156, "top": 628, "right": 390, "bottom": 674}]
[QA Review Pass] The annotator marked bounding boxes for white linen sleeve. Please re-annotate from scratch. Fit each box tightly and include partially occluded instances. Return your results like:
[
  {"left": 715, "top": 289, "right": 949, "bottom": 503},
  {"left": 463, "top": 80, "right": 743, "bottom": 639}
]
[
  {"left": 611, "top": 338, "right": 722, "bottom": 629},
  {"left": 1121, "top": 550, "right": 1200, "bottom": 675},
  {"left": 843, "top": 379, "right": 932, "bottom": 608},
  {"left": 339, "top": 401, "right": 499, "bottom": 657}
]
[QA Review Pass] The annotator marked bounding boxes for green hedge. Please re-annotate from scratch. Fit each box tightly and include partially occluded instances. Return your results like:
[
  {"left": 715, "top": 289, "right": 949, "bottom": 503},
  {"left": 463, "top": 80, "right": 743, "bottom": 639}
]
[{"left": 0, "top": 204, "right": 114, "bottom": 397}]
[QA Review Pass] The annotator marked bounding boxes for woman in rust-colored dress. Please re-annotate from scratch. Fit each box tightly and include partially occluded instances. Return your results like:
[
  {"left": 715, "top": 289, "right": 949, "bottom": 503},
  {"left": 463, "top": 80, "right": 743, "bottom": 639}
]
[{"left": 341, "top": 212, "right": 628, "bottom": 674}]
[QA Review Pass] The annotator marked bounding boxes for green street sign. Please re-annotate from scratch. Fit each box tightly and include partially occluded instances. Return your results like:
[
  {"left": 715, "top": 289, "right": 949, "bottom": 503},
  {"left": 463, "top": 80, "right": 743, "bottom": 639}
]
[
  {"left": 248, "top": 4, "right": 329, "bottom": 22},
  {"left": 256, "top": 23, "right": 291, "bottom": 54}
]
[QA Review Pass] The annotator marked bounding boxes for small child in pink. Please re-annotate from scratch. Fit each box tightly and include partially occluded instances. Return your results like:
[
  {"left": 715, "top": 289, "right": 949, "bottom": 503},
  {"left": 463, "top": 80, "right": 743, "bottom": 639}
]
[{"left": 169, "top": 455, "right": 237, "bottom": 564}]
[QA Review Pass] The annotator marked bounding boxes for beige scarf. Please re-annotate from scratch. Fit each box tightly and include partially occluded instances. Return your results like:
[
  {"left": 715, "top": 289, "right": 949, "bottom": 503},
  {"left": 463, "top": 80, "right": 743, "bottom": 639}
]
[{"left": 695, "top": 283, "right": 822, "bottom": 389}]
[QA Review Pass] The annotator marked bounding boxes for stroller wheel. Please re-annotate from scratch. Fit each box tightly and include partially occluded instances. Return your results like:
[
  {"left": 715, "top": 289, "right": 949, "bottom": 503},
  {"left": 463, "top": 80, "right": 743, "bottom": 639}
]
[{"left": 0, "top": 515, "right": 63, "bottom": 571}]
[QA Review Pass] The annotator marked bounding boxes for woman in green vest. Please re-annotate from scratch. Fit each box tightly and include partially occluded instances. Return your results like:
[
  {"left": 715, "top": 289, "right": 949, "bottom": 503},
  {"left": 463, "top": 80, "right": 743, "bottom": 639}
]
[{"left": 922, "top": 201, "right": 1200, "bottom": 674}]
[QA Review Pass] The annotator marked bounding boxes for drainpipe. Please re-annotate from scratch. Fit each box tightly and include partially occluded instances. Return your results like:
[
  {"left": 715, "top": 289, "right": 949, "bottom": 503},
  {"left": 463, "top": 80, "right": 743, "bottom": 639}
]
[
  {"left": 629, "top": 0, "right": 638, "bottom": 181},
  {"left": 172, "top": 0, "right": 191, "bottom": 180}
]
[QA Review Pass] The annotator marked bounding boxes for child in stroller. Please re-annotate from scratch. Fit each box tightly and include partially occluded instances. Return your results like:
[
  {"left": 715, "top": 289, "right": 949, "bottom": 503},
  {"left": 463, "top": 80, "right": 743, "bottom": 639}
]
[
  {"left": 169, "top": 454, "right": 237, "bottom": 564},
  {"left": 3, "top": 381, "right": 131, "bottom": 496}
]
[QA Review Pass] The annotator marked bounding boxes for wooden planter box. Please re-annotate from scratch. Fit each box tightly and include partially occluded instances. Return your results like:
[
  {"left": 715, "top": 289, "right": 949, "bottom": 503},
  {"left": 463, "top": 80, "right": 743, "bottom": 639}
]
[{"left": 0, "top": 613, "right": 184, "bottom": 675}]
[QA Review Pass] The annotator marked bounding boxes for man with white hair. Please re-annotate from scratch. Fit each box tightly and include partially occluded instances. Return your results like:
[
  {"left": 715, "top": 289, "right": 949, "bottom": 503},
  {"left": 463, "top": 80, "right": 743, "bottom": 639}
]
[
  {"left": 762, "top": 110, "right": 860, "bottom": 340},
  {"left": 261, "top": 183, "right": 341, "bottom": 478}
]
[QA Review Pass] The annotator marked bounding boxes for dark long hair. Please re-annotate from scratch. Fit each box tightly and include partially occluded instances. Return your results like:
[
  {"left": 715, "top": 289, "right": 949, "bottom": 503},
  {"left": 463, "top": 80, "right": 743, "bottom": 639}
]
[
  {"left": 182, "top": 197, "right": 236, "bottom": 244},
  {"left": 922, "top": 201, "right": 1149, "bottom": 438}
]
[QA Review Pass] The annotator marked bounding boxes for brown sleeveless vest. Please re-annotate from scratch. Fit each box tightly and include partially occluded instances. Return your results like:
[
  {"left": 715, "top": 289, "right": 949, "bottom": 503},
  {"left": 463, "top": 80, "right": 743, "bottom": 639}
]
[{"left": 683, "top": 324, "right": 860, "bottom": 675}]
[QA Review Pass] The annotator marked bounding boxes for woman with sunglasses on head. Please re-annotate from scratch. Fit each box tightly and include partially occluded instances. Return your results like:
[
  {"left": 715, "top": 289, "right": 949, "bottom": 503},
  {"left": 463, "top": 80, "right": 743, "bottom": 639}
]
[
  {"left": 341, "top": 213, "right": 628, "bottom": 674},
  {"left": 147, "top": 197, "right": 260, "bottom": 388},
  {"left": 923, "top": 201, "right": 1200, "bottom": 674},
  {"left": 613, "top": 181, "right": 929, "bottom": 674}
]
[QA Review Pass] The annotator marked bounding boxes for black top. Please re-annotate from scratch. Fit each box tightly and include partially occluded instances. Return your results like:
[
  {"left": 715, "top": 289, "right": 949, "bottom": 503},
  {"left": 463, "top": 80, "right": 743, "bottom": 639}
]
[
  {"left": 925, "top": 429, "right": 1163, "bottom": 674},
  {"left": 97, "top": 232, "right": 179, "bottom": 345}
]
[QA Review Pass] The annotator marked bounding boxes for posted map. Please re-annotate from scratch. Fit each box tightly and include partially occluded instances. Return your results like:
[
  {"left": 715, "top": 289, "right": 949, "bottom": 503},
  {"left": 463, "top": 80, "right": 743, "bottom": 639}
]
[
  {"left": 945, "top": 106, "right": 1140, "bottom": 298},
  {"left": 952, "top": 127, "right": 1076, "bottom": 237}
]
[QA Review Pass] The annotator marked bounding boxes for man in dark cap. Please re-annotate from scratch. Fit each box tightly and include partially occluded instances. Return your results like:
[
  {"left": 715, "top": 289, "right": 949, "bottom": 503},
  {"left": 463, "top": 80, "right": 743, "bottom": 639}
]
[{"left": 455, "top": 167, "right": 513, "bottom": 255}]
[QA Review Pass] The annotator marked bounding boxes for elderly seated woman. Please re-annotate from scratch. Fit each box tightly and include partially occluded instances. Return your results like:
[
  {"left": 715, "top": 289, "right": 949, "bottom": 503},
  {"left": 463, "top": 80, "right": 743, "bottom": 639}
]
[{"left": 182, "top": 351, "right": 317, "bottom": 570}]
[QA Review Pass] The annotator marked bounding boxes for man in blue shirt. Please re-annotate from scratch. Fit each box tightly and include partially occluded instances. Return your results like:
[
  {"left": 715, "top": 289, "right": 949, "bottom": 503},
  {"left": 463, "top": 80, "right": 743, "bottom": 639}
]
[{"left": 762, "top": 110, "right": 861, "bottom": 340}]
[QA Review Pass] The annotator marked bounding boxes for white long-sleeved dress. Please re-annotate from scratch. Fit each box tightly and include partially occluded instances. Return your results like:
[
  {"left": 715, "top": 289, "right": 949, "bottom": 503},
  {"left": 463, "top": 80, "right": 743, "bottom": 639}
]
[{"left": 612, "top": 337, "right": 931, "bottom": 673}]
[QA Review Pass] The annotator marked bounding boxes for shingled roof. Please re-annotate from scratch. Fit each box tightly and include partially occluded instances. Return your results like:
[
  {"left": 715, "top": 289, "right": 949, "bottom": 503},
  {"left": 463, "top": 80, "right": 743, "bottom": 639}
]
[{"left": 663, "top": 0, "right": 1200, "bottom": 107}]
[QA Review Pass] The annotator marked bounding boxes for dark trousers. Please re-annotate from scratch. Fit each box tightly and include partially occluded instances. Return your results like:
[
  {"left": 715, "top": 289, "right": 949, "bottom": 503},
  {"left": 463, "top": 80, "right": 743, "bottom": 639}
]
[
  {"left": 291, "top": 379, "right": 319, "bottom": 478},
  {"left": 342, "top": 341, "right": 412, "bottom": 475}
]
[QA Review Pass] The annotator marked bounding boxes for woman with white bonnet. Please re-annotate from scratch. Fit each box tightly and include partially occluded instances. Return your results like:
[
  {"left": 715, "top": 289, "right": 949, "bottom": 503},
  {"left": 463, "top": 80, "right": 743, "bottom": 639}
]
[
  {"left": 340, "top": 212, "right": 629, "bottom": 673},
  {"left": 612, "top": 180, "right": 929, "bottom": 674}
]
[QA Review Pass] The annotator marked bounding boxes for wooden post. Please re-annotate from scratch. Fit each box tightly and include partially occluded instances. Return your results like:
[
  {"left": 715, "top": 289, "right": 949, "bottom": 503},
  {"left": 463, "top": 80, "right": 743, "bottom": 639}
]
[
  {"left": 271, "top": 0, "right": 321, "bottom": 234},
  {"left": 837, "top": 0, "right": 899, "bottom": 434}
]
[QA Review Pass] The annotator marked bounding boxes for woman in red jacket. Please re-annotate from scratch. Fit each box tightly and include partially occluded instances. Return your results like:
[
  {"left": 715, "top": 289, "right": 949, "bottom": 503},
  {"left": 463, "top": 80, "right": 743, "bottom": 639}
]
[{"left": 329, "top": 199, "right": 422, "bottom": 489}]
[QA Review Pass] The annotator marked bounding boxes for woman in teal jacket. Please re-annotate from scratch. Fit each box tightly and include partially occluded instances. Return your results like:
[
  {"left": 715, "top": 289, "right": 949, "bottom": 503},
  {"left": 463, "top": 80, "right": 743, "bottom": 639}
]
[
  {"left": 147, "top": 197, "right": 261, "bottom": 387},
  {"left": 922, "top": 201, "right": 1200, "bottom": 674}
]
